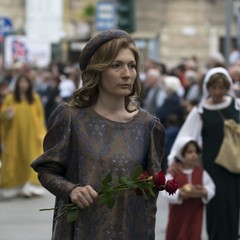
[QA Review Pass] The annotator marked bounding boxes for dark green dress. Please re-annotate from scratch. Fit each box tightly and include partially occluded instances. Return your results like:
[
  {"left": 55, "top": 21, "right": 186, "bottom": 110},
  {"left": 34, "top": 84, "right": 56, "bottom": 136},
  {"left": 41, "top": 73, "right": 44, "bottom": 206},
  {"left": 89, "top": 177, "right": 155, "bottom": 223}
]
[{"left": 31, "top": 103, "right": 165, "bottom": 240}]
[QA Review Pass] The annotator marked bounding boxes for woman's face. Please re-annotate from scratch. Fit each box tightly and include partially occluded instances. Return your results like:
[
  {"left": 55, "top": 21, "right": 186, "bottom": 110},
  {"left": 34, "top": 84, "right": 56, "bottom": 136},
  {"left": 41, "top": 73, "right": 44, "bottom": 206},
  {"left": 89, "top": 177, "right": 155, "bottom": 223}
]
[
  {"left": 183, "top": 143, "right": 199, "bottom": 167},
  {"left": 208, "top": 82, "right": 228, "bottom": 104},
  {"left": 18, "top": 77, "right": 30, "bottom": 93},
  {"left": 99, "top": 48, "right": 137, "bottom": 98}
]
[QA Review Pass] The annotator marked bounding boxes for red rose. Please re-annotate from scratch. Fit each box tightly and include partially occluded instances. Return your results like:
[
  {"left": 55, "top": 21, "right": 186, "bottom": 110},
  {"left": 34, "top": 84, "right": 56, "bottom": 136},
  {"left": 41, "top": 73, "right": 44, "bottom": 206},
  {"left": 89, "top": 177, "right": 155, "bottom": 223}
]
[
  {"left": 165, "top": 179, "right": 178, "bottom": 195},
  {"left": 153, "top": 171, "right": 166, "bottom": 188},
  {"left": 135, "top": 188, "right": 143, "bottom": 196},
  {"left": 138, "top": 171, "right": 149, "bottom": 180}
]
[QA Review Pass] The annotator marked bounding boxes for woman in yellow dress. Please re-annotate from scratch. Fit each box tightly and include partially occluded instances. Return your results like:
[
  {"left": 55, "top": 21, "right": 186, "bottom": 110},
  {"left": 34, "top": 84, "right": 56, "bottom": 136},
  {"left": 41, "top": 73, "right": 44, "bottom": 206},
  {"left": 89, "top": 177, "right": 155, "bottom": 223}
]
[{"left": 0, "top": 73, "right": 47, "bottom": 199}]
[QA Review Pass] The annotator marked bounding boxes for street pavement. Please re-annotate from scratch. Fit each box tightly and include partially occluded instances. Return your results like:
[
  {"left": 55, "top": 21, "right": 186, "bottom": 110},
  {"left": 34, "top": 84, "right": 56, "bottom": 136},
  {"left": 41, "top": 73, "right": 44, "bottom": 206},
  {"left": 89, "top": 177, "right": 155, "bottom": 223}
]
[
  {"left": 0, "top": 189, "right": 54, "bottom": 240},
  {"left": 0, "top": 190, "right": 209, "bottom": 240}
]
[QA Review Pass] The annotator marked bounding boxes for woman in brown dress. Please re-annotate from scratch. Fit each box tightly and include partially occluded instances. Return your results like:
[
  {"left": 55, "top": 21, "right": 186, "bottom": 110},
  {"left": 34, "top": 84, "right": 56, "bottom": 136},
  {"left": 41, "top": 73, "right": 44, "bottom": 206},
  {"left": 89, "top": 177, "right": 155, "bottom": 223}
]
[{"left": 31, "top": 29, "right": 165, "bottom": 240}]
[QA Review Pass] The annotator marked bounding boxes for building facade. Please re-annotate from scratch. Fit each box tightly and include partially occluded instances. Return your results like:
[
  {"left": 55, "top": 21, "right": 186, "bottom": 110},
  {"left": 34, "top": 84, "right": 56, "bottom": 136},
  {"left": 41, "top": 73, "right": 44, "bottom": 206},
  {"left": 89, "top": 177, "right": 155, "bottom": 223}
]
[{"left": 0, "top": 0, "right": 239, "bottom": 69}]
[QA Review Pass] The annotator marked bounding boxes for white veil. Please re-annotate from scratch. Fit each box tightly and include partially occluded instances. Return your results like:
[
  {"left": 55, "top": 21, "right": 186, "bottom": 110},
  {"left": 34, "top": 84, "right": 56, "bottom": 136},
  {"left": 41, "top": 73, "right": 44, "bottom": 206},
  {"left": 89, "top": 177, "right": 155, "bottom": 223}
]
[{"left": 198, "top": 67, "right": 239, "bottom": 112}]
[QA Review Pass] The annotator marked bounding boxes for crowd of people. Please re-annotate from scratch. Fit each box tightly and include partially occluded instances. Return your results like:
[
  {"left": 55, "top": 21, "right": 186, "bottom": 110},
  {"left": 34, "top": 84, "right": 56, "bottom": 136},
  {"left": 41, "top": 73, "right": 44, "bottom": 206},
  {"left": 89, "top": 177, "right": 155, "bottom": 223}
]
[
  {"left": 141, "top": 52, "right": 240, "bottom": 240},
  {"left": 0, "top": 62, "right": 79, "bottom": 199},
  {"left": 0, "top": 28, "right": 239, "bottom": 239}
]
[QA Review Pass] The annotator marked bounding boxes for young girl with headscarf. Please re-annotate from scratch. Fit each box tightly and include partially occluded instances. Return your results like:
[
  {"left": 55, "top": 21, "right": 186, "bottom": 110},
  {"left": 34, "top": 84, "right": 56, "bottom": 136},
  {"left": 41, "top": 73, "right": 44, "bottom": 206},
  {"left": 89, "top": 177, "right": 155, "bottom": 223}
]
[{"left": 163, "top": 136, "right": 215, "bottom": 240}]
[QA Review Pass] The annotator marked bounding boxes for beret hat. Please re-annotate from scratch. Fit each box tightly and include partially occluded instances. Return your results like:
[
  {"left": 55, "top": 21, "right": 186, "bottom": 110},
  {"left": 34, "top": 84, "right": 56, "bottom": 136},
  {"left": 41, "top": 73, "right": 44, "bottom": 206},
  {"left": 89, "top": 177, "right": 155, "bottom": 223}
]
[{"left": 79, "top": 29, "right": 135, "bottom": 71}]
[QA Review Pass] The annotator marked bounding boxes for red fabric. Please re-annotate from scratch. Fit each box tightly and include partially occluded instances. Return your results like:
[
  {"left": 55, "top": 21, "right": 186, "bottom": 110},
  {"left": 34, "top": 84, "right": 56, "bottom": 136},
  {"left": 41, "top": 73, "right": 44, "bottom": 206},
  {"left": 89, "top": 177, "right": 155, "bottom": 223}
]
[{"left": 166, "top": 167, "right": 204, "bottom": 240}]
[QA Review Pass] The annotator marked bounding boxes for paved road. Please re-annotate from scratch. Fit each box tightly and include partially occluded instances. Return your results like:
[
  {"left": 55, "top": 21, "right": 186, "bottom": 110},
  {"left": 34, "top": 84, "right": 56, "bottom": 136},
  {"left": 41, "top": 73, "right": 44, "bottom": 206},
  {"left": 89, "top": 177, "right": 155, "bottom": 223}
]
[
  {"left": 0, "top": 191, "right": 170, "bottom": 240},
  {"left": 0, "top": 190, "right": 208, "bottom": 240},
  {"left": 0, "top": 190, "right": 54, "bottom": 240}
]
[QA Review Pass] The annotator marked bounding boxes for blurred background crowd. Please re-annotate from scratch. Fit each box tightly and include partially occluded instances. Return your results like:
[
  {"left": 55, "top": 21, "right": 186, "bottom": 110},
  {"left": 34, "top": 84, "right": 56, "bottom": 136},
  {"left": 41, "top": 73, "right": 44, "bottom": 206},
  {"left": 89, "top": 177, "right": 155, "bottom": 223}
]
[
  {"left": 0, "top": 1, "right": 240, "bottom": 239},
  {"left": 0, "top": 48, "right": 240, "bottom": 170},
  {"left": 0, "top": 0, "right": 239, "bottom": 196}
]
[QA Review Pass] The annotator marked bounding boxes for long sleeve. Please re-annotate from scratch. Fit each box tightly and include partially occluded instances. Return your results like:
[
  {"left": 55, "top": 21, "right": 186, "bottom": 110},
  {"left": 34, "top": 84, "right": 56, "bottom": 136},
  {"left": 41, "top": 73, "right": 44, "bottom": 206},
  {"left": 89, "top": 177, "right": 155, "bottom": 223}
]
[
  {"left": 32, "top": 93, "right": 47, "bottom": 142},
  {"left": 168, "top": 106, "right": 203, "bottom": 165},
  {"left": 146, "top": 117, "right": 165, "bottom": 174},
  {"left": 31, "top": 103, "right": 78, "bottom": 202}
]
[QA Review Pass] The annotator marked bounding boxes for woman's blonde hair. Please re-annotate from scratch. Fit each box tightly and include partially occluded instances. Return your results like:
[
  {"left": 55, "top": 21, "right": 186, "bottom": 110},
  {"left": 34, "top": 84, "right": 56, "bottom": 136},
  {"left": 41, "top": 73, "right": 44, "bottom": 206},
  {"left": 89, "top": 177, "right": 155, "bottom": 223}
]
[{"left": 69, "top": 38, "right": 142, "bottom": 112}]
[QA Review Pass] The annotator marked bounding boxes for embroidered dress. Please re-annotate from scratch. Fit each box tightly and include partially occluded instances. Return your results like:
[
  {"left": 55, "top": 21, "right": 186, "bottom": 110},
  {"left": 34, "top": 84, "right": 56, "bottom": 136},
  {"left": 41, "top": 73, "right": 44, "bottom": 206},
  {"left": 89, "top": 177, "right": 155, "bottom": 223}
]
[{"left": 31, "top": 103, "right": 165, "bottom": 240}]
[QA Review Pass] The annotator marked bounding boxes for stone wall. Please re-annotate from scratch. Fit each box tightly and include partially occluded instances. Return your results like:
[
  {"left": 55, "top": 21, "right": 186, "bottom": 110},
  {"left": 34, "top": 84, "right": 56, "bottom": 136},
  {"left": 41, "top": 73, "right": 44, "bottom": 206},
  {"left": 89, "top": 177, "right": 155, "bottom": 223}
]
[{"left": 136, "top": 0, "right": 236, "bottom": 69}]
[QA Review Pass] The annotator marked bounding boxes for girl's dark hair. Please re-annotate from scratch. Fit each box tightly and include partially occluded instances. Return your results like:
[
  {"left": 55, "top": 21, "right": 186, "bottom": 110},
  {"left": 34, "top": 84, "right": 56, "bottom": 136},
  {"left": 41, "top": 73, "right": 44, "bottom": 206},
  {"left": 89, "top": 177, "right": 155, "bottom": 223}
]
[
  {"left": 181, "top": 140, "right": 201, "bottom": 157},
  {"left": 69, "top": 37, "right": 142, "bottom": 112},
  {"left": 14, "top": 74, "right": 34, "bottom": 104}
]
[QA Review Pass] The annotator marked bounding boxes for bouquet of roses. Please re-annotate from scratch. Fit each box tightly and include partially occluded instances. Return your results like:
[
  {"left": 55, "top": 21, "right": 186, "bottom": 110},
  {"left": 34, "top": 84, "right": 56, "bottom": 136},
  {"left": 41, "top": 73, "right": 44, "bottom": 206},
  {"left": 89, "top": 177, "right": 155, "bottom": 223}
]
[{"left": 40, "top": 166, "right": 178, "bottom": 223}]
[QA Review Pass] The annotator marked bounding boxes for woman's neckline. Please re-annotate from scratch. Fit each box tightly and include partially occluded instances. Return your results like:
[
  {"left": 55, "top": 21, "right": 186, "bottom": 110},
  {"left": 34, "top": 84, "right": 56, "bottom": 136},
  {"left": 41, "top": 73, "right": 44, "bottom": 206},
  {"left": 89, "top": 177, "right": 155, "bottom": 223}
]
[
  {"left": 88, "top": 107, "right": 141, "bottom": 124},
  {"left": 203, "top": 95, "right": 232, "bottom": 110}
]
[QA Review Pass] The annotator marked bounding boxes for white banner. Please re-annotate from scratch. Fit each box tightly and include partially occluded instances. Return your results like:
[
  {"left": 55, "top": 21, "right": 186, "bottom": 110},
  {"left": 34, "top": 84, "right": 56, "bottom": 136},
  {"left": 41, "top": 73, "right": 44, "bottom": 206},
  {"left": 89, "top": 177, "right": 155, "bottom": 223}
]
[
  {"left": 25, "top": 0, "right": 64, "bottom": 43},
  {"left": 4, "top": 35, "right": 51, "bottom": 68}
]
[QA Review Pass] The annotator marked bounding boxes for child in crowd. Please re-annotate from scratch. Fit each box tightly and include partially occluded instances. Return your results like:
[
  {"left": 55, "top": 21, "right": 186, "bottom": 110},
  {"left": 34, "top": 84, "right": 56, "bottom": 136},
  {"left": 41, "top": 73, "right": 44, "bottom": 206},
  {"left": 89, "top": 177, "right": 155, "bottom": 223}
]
[{"left": 162, "top": 136, "right": 215, "bottom": 240}]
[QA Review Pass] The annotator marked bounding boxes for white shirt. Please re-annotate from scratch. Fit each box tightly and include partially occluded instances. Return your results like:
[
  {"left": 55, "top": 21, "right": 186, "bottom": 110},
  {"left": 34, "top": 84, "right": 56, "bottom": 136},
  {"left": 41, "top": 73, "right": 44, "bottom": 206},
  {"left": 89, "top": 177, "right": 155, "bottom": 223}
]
[
  {"left": 59, "top": 79, "right": 76, "bottom": 98},
  {"left": 161, "top": 169, "right": 216, "bottom": 205}
]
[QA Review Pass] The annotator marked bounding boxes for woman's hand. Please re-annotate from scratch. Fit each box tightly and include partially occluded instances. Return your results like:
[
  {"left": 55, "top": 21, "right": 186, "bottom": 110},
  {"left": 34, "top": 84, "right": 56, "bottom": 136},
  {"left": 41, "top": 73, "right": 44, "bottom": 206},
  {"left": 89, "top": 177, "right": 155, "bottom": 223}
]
[{"left": 70, "top": 185, "right": 98, "bottom": 209}]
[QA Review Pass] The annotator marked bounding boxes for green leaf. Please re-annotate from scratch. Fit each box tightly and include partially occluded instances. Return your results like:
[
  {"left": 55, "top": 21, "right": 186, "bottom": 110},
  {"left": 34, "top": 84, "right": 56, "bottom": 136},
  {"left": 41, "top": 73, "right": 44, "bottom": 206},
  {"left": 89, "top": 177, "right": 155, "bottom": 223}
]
[
  {"left": 126, "top": 180, "right": 138, "bottom": 189},
  {"left": 99, "top": 193, "right": 113, "bottom": 205},
  {"left": 99, "top": 194, "right": 108, "bottom": 204},
  {"left": 148, "top": 186, "right": 156, "bottom": 198},
  {"left": 102, "top": 172, "right": 112, "bottom": 186},
  {"left": 99, "top": 193, "right": 115, "bottom": 208},
  {"left": 142, "top": 190, "right": 149, "bottom": 200},
  {"left": 131, "top": 165, "right": 143, "bottom": 180},
  {"left": 118, "top": 177, "right": 129, "bottom": 185},
  {"left": 138, "top": 181, "right": 149, "bottom": 189},
  {"left": 107, "top": 197, "right": 115, "bottom": 209},
  {"left": 67, "top": 209, "right": 79, "bottom": 223},
  {"left": 100, "top": 185, "right": 114, "bottom": 194}
]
